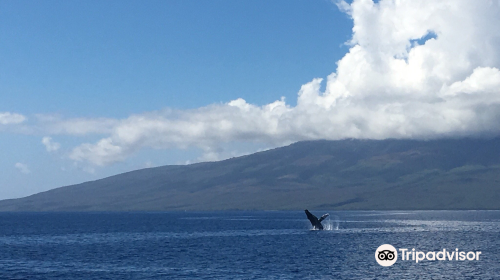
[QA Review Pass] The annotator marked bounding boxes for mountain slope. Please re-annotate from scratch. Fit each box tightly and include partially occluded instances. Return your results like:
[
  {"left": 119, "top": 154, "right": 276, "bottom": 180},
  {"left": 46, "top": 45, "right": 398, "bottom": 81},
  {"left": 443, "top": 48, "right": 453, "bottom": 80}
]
[{"left": 1, "top": 138, "right": 500, "bottom": 211}]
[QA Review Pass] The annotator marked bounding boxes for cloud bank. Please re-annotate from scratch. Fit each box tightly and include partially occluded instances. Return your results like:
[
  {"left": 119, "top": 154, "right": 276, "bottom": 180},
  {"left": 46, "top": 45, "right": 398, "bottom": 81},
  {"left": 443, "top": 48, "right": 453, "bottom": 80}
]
[
  {"left": 0, "top": 112, "right": 26, "bottom": 125},
  {"left": 18, "top": 0, "right": 500, "bottom": 166}
]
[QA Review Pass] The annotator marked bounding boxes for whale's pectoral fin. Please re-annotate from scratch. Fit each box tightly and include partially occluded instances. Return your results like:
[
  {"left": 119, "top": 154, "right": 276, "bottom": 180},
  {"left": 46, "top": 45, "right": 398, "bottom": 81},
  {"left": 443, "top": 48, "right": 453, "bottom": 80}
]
[
  {"left": 318, "top": 213, "right": 329, "bottom": 223},
  {"left": 305, "top": 209, "right": 319, "bottom": 225}
]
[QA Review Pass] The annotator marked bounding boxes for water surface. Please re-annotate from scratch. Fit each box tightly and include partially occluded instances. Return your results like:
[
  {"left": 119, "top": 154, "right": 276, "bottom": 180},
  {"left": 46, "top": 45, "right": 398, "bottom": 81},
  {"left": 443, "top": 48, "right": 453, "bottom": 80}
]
[{"left": 0, "top": 211, "right": 498, "bottom": 279}]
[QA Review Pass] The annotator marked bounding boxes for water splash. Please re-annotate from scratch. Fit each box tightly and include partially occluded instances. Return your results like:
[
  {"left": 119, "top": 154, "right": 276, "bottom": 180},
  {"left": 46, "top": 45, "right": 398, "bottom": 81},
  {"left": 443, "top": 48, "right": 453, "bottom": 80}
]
[{"left": 323, "top": 215, "right": 340, "bottom": 231}]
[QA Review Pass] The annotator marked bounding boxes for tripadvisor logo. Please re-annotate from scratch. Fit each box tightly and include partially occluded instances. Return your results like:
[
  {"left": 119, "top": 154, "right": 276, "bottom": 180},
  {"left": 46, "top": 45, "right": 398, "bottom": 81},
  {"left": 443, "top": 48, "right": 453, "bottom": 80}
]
[
  {"left": 375, "top": 244, "right": 398, "bottom": 266},
  {"left": 375, "top": 244, "right": 481, "bottom": 266}
]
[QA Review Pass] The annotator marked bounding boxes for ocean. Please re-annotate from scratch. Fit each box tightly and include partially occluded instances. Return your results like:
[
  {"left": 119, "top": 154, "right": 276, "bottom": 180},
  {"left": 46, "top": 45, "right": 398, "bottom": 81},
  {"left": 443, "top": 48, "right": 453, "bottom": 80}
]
[{"left": 0, "top": 211, "right": 498, "bottom": 279}]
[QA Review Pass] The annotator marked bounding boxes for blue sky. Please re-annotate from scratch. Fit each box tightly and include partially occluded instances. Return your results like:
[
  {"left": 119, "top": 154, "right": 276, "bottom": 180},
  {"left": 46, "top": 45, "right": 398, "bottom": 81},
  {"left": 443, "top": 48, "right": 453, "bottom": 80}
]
[
  {"left": 2, "top": 0, "right": 500, "bottom": 200},
  {"left": 0, "top": 0, "right": 352, "bottom": 198},
  {"left": 1, "top": 0, "right": 352, "bottom": 115}
]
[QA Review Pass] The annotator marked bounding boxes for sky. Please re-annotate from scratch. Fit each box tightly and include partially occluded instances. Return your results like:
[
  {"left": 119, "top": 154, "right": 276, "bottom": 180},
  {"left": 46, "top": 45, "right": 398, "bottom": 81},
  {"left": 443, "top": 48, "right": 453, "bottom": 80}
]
[{"left": 1, "top": 0, "right": 500, "bottom": 200}]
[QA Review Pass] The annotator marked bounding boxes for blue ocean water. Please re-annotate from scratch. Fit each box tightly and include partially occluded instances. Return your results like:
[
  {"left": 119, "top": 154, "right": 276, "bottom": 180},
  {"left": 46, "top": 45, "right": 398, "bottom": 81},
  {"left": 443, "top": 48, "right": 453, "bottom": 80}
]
[{"left": 0, "top": 211, "right": 499, "bottom": 279}]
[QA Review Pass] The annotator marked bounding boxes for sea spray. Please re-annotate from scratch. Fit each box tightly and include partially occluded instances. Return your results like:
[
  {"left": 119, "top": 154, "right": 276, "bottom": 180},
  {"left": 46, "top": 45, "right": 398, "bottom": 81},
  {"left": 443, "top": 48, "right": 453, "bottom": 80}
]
[{"left": 323, "top": 215, "right": 340, "bottom": 231}]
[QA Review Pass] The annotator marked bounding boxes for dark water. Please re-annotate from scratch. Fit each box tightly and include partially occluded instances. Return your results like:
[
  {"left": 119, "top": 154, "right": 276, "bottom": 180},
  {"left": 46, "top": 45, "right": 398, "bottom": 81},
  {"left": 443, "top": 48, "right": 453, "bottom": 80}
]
[{"left": 0, "top": 211, "right": 499, "bottom": 279}]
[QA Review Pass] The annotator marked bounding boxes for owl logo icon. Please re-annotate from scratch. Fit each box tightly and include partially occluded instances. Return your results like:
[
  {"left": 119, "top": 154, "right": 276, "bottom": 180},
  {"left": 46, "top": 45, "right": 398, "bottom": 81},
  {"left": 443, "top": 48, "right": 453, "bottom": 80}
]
[{"left": 375, "top": 244, "right": 398, "bottom": 266}]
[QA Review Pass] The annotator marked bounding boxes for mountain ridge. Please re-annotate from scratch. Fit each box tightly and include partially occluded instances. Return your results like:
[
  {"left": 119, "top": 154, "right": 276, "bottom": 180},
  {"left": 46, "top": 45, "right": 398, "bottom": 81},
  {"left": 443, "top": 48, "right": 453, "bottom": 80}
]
[{"left": 1, "top": 138, "right": 500, "bottom": 211}]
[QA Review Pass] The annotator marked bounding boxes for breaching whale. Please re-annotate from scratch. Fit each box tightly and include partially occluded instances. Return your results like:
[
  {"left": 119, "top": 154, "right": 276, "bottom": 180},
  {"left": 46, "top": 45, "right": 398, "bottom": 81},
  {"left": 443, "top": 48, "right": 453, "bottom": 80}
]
[{"left": 305, "top": 209, "right": 329, "bottom": 230}]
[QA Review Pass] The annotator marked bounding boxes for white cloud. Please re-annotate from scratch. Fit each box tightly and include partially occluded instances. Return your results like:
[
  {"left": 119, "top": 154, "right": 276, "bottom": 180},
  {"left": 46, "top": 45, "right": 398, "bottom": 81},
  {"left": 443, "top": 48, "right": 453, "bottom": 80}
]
[
  {"left": 0, "top": 112, "right": 26, "bottom": 125},
  {"left": 42, "top": 137, "right": 61, "bottom": 152},
  {"left": 70, "top": 138, "right": 126, "bottom": 166},
  {"left": 14, "top": 163, "right": 30, "bottom": 174},
  {"left": 35, "top": 115, "right": 117, "bottom": 135},
  {"left": 60, "top": 0, "right": 500, "bottom": 165}
]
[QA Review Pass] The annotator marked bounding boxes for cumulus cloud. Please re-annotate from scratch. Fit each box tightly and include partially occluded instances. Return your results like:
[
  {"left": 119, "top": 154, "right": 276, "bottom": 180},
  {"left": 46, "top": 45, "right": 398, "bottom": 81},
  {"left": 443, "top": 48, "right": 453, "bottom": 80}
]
[
  {"left": 63, "top": 0, "right": 500, "bottom": 165},
  {"left": 14, "top": 163, "right": 30, "bottom": 174},
  {"left": 0, "top": 112, "right": 26, "bottom": 125},
  {"left": 42, "top": 137, "right": 61, "bottom": 152}
]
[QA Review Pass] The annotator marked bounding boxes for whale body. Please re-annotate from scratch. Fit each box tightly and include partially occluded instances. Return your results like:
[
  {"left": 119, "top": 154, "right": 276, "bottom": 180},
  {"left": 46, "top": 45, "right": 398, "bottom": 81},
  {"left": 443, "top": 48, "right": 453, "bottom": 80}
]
[{"left": 305, "top": 209, "right": 329, "bottom": 230}]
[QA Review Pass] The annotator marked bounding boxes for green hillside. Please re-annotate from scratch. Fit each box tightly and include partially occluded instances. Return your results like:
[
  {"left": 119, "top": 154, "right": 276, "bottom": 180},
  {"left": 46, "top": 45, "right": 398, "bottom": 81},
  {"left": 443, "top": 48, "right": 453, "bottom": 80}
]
[{"left": 1, "top": 138, "right": 500, "bottom": 211}]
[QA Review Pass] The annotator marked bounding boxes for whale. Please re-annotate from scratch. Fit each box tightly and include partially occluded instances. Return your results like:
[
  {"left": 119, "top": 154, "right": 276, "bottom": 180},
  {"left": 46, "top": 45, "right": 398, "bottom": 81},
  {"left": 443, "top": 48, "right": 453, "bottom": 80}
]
[{"left": 305, "top": 209, "right": 329, "bottom": 230}]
